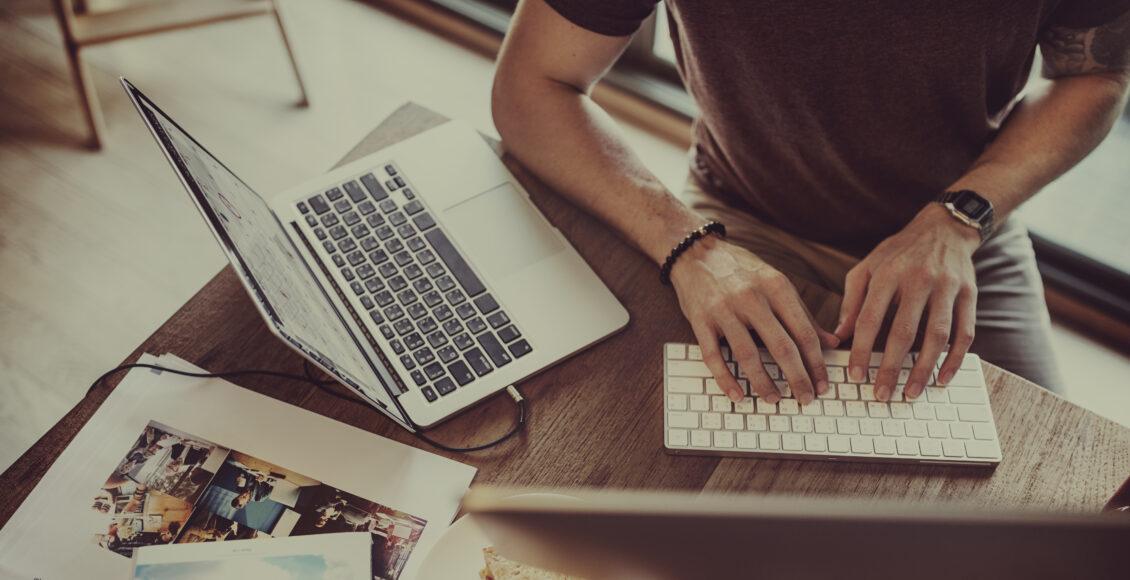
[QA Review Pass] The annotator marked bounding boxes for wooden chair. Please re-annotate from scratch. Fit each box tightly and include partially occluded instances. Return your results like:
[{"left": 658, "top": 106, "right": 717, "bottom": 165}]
[{"left": 51, "top": 0, "right": 310, "bottom": 149}]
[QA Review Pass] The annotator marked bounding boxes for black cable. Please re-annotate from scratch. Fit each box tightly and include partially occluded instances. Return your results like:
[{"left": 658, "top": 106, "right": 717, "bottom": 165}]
[{"left": 85, "top": 363, "right": 526, "bottom": 453}]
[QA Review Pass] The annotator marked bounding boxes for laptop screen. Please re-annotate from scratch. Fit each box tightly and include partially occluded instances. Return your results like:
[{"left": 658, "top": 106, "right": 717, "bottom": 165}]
[{"left": 123, "top": 81, "right": 405, "bottom": 424}]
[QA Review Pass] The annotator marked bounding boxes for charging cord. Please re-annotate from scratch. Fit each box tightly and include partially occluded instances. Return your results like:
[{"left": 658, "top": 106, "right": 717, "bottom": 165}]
[{"left": 85, "top": 362, "right": 526, "bottom": 453}]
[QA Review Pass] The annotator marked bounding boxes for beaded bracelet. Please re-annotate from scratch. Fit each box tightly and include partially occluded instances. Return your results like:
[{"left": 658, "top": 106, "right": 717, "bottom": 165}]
[{"left": 659, "top": 221, "right": 727, "bottom": 285}]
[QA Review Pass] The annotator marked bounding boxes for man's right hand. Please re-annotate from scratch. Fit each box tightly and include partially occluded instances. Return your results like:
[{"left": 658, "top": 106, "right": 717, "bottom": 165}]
[{"left": 668, "top": 235, "right": 838, "bottom": 405}]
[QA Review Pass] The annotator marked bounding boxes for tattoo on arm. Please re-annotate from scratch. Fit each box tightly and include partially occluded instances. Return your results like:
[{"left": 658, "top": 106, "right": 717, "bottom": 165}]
[{"left": 1040, "top": 10, "right": 1130, "bottom": 78}]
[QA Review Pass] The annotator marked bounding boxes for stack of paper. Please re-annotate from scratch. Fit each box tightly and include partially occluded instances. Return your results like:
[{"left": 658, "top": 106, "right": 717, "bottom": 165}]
[{"left": 0, "top": 353, "right": 476, "bottom": 580}]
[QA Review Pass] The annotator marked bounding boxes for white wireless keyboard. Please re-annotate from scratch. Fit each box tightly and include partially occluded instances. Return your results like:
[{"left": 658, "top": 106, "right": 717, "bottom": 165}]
[{"left": 663, "top": 343, "right": 1003, "bottom": 465}]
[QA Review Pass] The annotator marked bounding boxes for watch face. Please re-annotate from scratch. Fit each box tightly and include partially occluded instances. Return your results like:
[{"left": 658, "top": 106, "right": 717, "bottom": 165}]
[{"left": 956, "top": 192, "right": 989, "bottom": 219}]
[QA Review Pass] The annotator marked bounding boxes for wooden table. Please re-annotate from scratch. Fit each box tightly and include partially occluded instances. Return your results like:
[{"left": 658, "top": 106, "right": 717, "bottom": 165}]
[{"left": 3, "top": 104, "right": 1129, "bottom": 527}]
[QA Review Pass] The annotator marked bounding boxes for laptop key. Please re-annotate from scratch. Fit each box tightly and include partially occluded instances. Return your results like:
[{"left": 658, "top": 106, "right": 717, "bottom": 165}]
[
  {"left": 367, "top": 213, "right": 385, "bottom": 228},
  {"left": 424, "top": 228, "right": 484, "bottom": 296},
  {"left": 341, "top": 268, "right": 355, "bottom": 281},
  {"left": 298, "top": 201, "right": 310, "bottom": 213},
  {"left": 487, "top": 311, "right": 510, "bottom": 329},
  {"left": 379, "top": 199, "right": 397, "bottom": 213},
  {"left": 391, "top": 339, "right": 406, "bottom": 355},
  {"left": 321, "top": 213, "right": 339, "bottom": 227},
  {"left": 314, "top": 227, "right": 326, "bottom": 240},
  {"left": 364, "top": 278, "right": 384, "bottom": 293},
  {"left": 394, "top": 319, "right": 413, "bottom": 336},
  {"left": 334, "top": 199, "right": 352, "bottom": 214},
  {"left": 343, "top": 211, "right": 361, "bottom": 227},
  {"left": 413, "top": 278, "right": 433, "bottom": 294},
  {"left": 368, "top": 249, "right": 389, "bottom": 264},
  {"left": 403, "top": 188, "right": 416, "bottom": 199},
  {"left": 403, "top": 264, "right": 423, "bottom": 280},
  {"left": 332, "top": 254, "right": 345, "bottom": 267},
  {"left": 443, "top": 319, "right": 463, "bottom": 336},
  {"left": 422, "top": 290, "right": 442, "bottom": 308},
  {"left": 399, "top": 354, "right": 416, "bottom": 370},
  {"left": 394, "top": 251, "right": 413, "bottom": 266},
  {"left": 408, "top": 302, "right": 428, "bottom": 320},
  {"left": 435, "top": 377, "right": 456, "bottom": 397},
  {"left": 329, "top": 225, "right": 348, "bottom": 240},
  {"left": 360, "top": 295, "right": 374, "bottom": 310},
  {"left": 370, "top": 309, "right": 384, "bottom": 325},
  {"left": 387, "top": 239, "right": 404, "bottom": 254},
  {"left": 394, "top": 176, "right": 405, "bottom": 188},
  {"left": 405, "top": 332, "right": 424, "bottom": 350},
  {"left": 421, "top": 386, "right": 437, "bottom": 402},
  {"left": 308, "top": 195, "right": 330, "bottom": 214},
  {"left": 453, "top": 333, "right": 474, "bottom": 351},
  {"left": 426, "top": 263, "right": 445, "bottom": 278},
  {"left": 385, "top": 304, "right": 405, "bottom": 321},
  {"left": 408, "top": 237, "right": 426, "bottom": 252},
  {"left": 389, "top": 211, "right": 407, "bottom": 227},
  {"left": 404, "top": 200, "right": 424, "bottom": 215},
  {"left": 378, "top": 263, "right": 397, "bottom": 278},
  {"left": 415, "top": 349, "right": 436, "bottom": 367},
  {"left": 361, "top": 237, "right": 379, "bottom": 251},
  {"left": 478, "top": 332, "right": 513, "bottom": 367},
  {"left": 446, "top": 289, "right": 467, "bottom": 306},
  {"left": 306, "top": 215, "right": 319, "bottom": 227},
  {"left": 434, "top": 304, "right": 453, "bottom": 322},
  {"left": 419, "top": 316, "right": 438, "bottom": 335},
  {"left": 397, "top": 224, "right": 416, "bottom": 239},
  {"left": 417, "top": 249, "right": 436, "bottom": 265},
  {"left": 448, "top": 360, "right": 474, "bottom": 385},
  {"left": 465, "top": 348, "right": 493, "bottom": 377},
  {"left": 467, "top": 317, "right": 487, "bottom": 334},
  {"left": 508, "top": 339, "right": 533, "bottom": 359},
  {"left": 436, "top": 275, "right": 455, "bottom": 292},
  {"left": 389, "top": 276, "right": 407, "bottom": 292},
  {"left": 385, "top": 179, "right": 399, "bottom": 191},
  {"left": 344, "top": 180, "right": 367, "bottom": 202},
  {"left": 357, "top": 200, "right": 376, "bottom": 215},
  {"left": 349, "top": 281, "right": 364, "bottom": 296},
  {"left": 427, "top": 330, "right": 449, "bottom": 348},
  {"left": 438, "top": 346, "right": 458, "bottom": 364},
  {"left": 474, "top": 293, "right": 500, "bottom": 315},
  {"left": 326, "top": 187, "right": 344, "bottom": 201},
  {"left": 410, "top": 369, "right": 426, "bottom": 386},
  {"left": 378, "top": 324, "right": 394, "bottom": 339},
  {"left": 347, "top": 251, "right": 365, "bottom": 266},
  {"left": 374, "top": 290, "right": 394, "bottom": 307},
  {"left": 322, "top": 240, "right": 337, "bottom": 254},
  {"left": 414, "top": 212, "right": 437, "bottom": 231},
  {"left": 350, "top": 224, "right": 369, "bottom": 238},
  {"left": 360, "top": 173, "right": 387, "bottom": 201},
  {"left": 423, "top": 361, "right": 444, "bottom": 379},
  {"left": 356, "top": 264, "right": 375, "bottom": 280},
  {"left": 397, "top": 289, "right": 417, "bottom": 305},
  {"left": 497, "top": 325, "right": 521, "bottom": 343},
  {"left": 457, "top": 304, "right": 477, "bottom": 320},
  {"left": 385, "top": 164, "right": 397, "bottom": 176},
  {"left": 338, "top": 238, "right": 357, "bottom": 254}
]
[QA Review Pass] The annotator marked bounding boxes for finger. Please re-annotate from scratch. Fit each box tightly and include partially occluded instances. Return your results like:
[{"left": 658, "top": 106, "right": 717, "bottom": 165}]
[
  {"left": 835, "top": 266, "right": 870, "bottom": 341},
  {"left": 770, "top": 291, "right": 830, "bottom": 402},
  {"left": 690, "top": 319, "right": 745, "bottom": 403},
  {"left": 938, "top": 284, "right": 977, "bottom": 385},
  {"left": 745, "top": 305, "right": 814, "bottom": 405},
  {"left": 847, "top": 280, "right": 896, "bottom": 384},
  {"left": 905, "top": 286, "right": 956, "bottom": 400},
  {"left": 717, "top": 317, "right": 779, "bottom": 404},
  {"left": 875, "top": 288, "right": 929, "bottom": 401}
]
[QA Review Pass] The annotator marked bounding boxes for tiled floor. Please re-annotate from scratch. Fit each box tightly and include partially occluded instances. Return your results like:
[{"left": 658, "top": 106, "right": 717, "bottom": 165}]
[{"left": 1, "top": 0, "right": 1126, "bottom": 475}]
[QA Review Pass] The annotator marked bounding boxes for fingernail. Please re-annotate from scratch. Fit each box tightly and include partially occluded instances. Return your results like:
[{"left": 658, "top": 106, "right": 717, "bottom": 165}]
[
  {"left": 906, "top": 381, "right": 922, "bottom": 399},
  {"left": 876, "top": 387, "right": 889, "bottom": 402},
  {"left": 848, "top": 366, "right": 864, "bottom": 382},
  {"left": 730, "top": 391, "right": 743, "bottom": 403},
  {"left": 765, "top": 393, "right": 780, "bottom": 404},
  {"left": 938, "top": 369, "right": 954, "bottom": 386},
  {"left": 816, "top": 380, "right": 829, "bottom": 395}
]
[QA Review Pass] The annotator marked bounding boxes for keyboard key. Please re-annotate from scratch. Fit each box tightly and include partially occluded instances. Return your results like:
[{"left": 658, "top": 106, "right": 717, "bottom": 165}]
[
  {"left": 332, "top": 254, "right": 345, "bottom": 267},
  {"left": 746, "top": 415, "right": 767, "bottom": 431},
  {"left": 446, "top": 289, "right": 467, "bottom": 306},
  {"left": 344, "top": 180, "right": 367, "bottom": 202},
  {"left": 390, "top": 339, "right": 405, "bottom": 354},
  {"left": 935, "top": 405, "right": 958, "bottom": 421},
  {"left": 972, "top": 423, "right": 995, "bottom": 440},
  {"left": 361, "top": 173, "right": 387, "bottom": 200},
  {"left": 874, "top": 437, "right": 896, "bottom": 455},
  {"left": 321, "top": 213, "right": 340, "bottom": 227},
  {"left": 435, "top": 377, "right": 457, "bottom": 396},
  {"left": 356, "top": 264, "right": 375, "bottom": 279},
  {"left": 308, "top": 195, "right": 330, "bottom": 214},
  {"left": 308, "top": 216, "right": 320, "bottom": 229},
  {"left": 759, "top": 433, "right": 782, "bottom": 450},
  {"left": 769, "top": 416, "right": 790, "bottom": 432},
  {"left": 394, "top": 251, "right": 413, "bottom": 267},
  {"left": 386, "top": 304, "right": 406, "bottom": 321},
  {"left": 497, "top": 325, "right": 521, "bottom": 343},
  {"left": 389, "top": 276, "right": 408, "bottom": 292},
  {"left": 367, "top": 213, "right": 385, "bottom": 228},
  {"left": 378, "top": 325, "right": 394, "bottom": 339},
  {"left": 711, "top": 396, "right": 731, "bottom": 413},
  {"left": 403, "top": 264, "right": 423, "bottom": 280},
  {"left": 948, "top": 388, "right": 987, "bottom": 405},
  {"left": 341, "top": 268, "right": 355, "bottom": 281},
  {"left": 691, "top": 430, "right": 712, "bottom": 448},
  {"left": 714, "top": 431, "right": 735, "bottom": 448},
  {"left": 369, "top": 249, "right": 389, "bottom": 264},
  {"left": 379, "top": 199, "right": 397, "bottom": 213},
  {"left": 394, "top": 176, "right": 405, "bottom": 188},
  {"left": 418, "top": 316, "right": 438, "bottom": 335},
  {"left": 487, "top": 311, "right": 510, "bottom": 329},
  {"left": 333, "top": 199, "right": 351, "bottom": 214},
  {"left": 804, "top": 434, "right": 827, "bottom": 452},
  {"left": 427, "top": 330, "right": 449, "bottom": 349},
  {"left": 374, "top": 290, "right": 394, "bottom": 307},
  {"left": 850, "top": 436, "right": 873, "bottom": 454},
  {"left": 407, "top": 303, "right": 427, "bottom": 319},
  {"left": 357, "top": 200, "right": 376, "bottom": 215},
  {"left": 920, "top": 439, "right": 943, "bottom": 456},
  {"left": 904, "top": 420, "right": 927, "bottom": 438},
  {"left": 349, "top": 281, "right": 364, "bottom": 295},
  {"left": 508, "top": 339, "right": 533, "bottom": 359},
  {"left": 338, "top": 238, "right": 358, "bottom": 254},
  {"left": 782, "top": 433, "right": 804, "bottom": 451},
  {"left": 453, "top": 333, "right": 474, "bottom": 351},
  {"left": 421, "top": 386, "right": 437, "bottom": 402},
  {"left": 434, "top": 304, "right": 454, "bottom": 322},
  {"left": 669, "top": 429, "right": 690, "bottom": 447},
  {"left": 438, "top": 346, "right": 459, "bottom": 364},
  {"left": 477, "top": 332, "right": 512, "bottom": 367},
  {"left": 426, "top": 263, "right": 445, "bottom": 278},
  {"left": 404, "top": 332, "right": 424, "bottom": 350},
  {"left": 448, "top": 360, "right": 475, "bottom": 385},
  {"left": 326, "top": 187, "right": 344, "bottom": 201},
  {"left": 896, "top": 438, "right": 919, "bottom": 456},
  {"left": 467, "top": 317, "right": 487, "bottom": 333},
  {"left": 360, "top": 295, "right": 374, "bottom": 310},
  {"left": 965, "top": 440, "right": 1001, "bottom": 459},
  {"left": 389, "top": 211, "right": 407, "bottom": 227},
  {"left": 667, "top": 377, "right": 703, "bottom": 394},
  {"left": 423, "top": 290, "right": 443, "bottom": 307},
  {"left": 385, "top": 164, "right": 397, "bottom": 176},
  {"left": 424, "top": 228, "right": 485, "bottom": 296},
  {"left": 397, "top": 224, "right": 416, "bottom": 239},
  {"left": 736, "top": 432, "right": 759, "bottom": 449},
  {"left": 942, "top": 440, "right": 965, "bottom": 457},
  {"left": 414, "top": 212, "right": 436, "bottom": 231},
  {"left": 465, "top": 348, "right": 492, "bottom": 376},
  {"left": 399, "top": 354, "right": 416, "bottom": 370},
  {"left": 376, "top": 225, "right": 394, "bottom": 240},
  {"left": 423, "top": 361, "right": 444, "bottom": 379},
  {"left": 756, "top": 399, "right": 777, "bottom": 414},
  {"left": 409, "top": 369, "right": 425, "bottom": 386},
  {"left": 403, "top": 188, "right": 415, "bottom": 199},
  {"left": 474, "top": 293, "right": 500, "bottom": 314},
  {"left": 950, "top": 422, "right": 973, "bottom": 439}
]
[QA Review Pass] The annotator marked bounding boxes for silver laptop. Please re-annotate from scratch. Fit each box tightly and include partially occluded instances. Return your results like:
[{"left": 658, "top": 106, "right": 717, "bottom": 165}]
[
  {"left": 465, "top": 487, "right": 1130, "bottom": 579},
  {"left": 122, "top": 79, "right": 628, "bottom": 430}
]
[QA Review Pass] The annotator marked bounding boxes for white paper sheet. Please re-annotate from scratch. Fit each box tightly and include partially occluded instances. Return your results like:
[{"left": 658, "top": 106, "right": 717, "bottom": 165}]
[
  {"left": 132, "top": 531, "right": 373, "bottom": 579},
  {"left": 0, "top": 354, "right": 476, "bottom": 580}
]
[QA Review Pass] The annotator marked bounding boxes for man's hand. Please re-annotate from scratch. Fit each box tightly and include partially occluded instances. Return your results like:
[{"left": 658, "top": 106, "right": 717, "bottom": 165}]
[
  {"left": 835, "top": 204, "right": 981, "bottom": 401},
  {"left": 670, "top": 236, "right": 839, "bottom": 405}
]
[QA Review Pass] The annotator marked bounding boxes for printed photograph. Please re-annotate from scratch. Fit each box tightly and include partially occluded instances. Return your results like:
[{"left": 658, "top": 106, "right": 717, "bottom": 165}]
[
  {"left": 104, "top": 421, "right": 230, "bottom": 504},
  {"left": 91, "top": 483, "right": 194, "bottom": 556},
  {"left": 133, "top": 552, "right": 369, "bottom": 580},
  {"left": 177, "top": 509, "right": 267, "bottom": 543}
]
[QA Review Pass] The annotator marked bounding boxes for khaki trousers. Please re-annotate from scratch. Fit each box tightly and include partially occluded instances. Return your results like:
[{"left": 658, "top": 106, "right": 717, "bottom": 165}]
[{"left": 682, "top": 179, "right": 1065, "bottom": 393}]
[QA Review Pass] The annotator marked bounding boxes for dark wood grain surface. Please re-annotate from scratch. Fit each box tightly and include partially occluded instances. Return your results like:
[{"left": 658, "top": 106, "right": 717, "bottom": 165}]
[{"left": 3, "top": 103, "right": 1128, "bottom": 528}]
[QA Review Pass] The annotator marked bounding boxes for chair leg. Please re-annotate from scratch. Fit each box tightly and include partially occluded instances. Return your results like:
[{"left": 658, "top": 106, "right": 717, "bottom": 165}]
[
  {"left": 64, "top": 44, "right": 106, "bottom": 149},
  {"left": 270, "top": 1, "right": 309, "bottom": 107}
]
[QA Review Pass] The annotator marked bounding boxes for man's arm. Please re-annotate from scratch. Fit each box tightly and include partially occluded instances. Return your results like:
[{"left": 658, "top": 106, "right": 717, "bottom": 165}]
[
  {"left": 494, "top": 0, "right": 836, "bottom": 405},
  {"left": 837, "top": 11, "right": 1130, "bottom": 401}
]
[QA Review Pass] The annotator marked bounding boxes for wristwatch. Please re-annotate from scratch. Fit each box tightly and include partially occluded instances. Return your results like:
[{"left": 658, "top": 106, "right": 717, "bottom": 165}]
[{"left": 938, "top": 189, "right": 995, "bottom": 241}]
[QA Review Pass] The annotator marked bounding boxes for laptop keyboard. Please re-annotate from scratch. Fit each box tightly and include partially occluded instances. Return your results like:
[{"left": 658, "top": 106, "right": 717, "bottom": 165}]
[
  {"left": 663, "top": 343, "right": 1002, "bottom": 464},
  {"left": 297, "top": 163, "right": 533, "bottom": 403}
]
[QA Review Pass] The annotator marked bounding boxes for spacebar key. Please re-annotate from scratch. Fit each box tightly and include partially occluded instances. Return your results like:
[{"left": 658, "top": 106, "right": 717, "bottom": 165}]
[{"left": 424, "top": 228, "right": 486, "bottom": 297}]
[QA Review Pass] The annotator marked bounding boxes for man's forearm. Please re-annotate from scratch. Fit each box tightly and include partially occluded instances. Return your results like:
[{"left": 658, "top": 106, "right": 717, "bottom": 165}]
[
  {"left": 948, "top": 73, "right": 1128, "bottom": 219},
  {"left": 492, "top": 79, "right": 703, "bottom": 265}
]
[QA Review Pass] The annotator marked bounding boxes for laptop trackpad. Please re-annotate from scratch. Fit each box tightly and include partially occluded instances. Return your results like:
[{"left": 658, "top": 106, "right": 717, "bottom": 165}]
[{"left": 443, "top": 183, "right": 564, "bottom": 280}]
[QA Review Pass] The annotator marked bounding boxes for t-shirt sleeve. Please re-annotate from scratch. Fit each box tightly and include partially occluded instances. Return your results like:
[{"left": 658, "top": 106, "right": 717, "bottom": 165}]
[
  {"left": 543, "top": 0, "right": 658, "bottom": 37},
  {"left": 1046, "top": 0, "right": 1130, "bottom": 28}
]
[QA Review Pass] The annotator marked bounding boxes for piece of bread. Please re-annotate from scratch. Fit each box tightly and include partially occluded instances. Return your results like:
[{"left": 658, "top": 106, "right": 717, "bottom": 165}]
[{"left": 481, "top": 546, "right": 584, "bottom": 580}]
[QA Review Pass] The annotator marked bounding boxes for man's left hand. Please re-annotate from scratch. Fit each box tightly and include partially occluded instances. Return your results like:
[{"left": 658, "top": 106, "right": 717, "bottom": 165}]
[{"left": 834, "top": 204, "right": 981, "bottom": 401}]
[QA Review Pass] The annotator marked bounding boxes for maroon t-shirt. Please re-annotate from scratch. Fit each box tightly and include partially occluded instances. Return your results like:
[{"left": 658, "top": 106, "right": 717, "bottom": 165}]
[{"left": 544, "top": 0, "right": 1130, "bottom": 251}]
